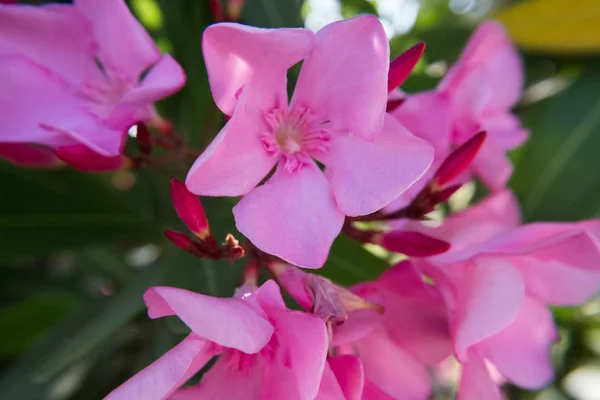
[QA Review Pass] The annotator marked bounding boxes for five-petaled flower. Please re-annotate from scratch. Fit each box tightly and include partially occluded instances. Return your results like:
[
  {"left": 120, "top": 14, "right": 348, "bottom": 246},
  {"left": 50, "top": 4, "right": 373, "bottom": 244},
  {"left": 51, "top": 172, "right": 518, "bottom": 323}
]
[{"left": 185, "top": 15, "right": 434, "bottom": 269}]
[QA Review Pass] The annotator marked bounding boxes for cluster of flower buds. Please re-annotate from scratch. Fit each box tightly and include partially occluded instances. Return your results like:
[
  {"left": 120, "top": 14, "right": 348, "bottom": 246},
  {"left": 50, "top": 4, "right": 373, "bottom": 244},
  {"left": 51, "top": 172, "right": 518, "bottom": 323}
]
[{"left": 166, "top": 178, "right": 244, "bottom": 261}]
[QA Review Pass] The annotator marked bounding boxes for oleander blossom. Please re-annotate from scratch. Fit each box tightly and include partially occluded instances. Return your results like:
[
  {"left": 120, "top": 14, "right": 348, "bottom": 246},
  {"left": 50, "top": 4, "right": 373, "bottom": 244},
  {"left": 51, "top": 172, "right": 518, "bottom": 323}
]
[
  {"left": 0, "top": 0, "right": 185, "bottom": 167},
  {"left": 397, "top": 190, "right": 600, "bottom": 398},
  {"left": 106, "top": 280, "right": 328, "bottom": 400},
  {"left": 185, "top": 15, "right": 434, "bottom": 269},
  {"left": 389, "top": 20, "right": 527, "bottom": 195}
]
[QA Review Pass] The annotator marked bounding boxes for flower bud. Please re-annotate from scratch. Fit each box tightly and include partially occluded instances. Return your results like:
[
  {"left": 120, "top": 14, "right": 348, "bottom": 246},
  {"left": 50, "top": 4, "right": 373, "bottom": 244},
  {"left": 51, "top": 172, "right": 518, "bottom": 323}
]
[
  {"left": 55, "top": 144, "right": 126, "bottom": 172},
  {"left": 380, "top": 231, "right": 450, "bottom": 257},
  {"left": 434, "top": 131, "right": 486, "bottom": 186},
  {"left": 388, "top": 42, "right": 426, "bottom": 92},
  {"left": 0, "top": 144, "right": 62, "bottom": 168},
  {"left": 170, "top": 178, "right": 210, "bottom": 240}
]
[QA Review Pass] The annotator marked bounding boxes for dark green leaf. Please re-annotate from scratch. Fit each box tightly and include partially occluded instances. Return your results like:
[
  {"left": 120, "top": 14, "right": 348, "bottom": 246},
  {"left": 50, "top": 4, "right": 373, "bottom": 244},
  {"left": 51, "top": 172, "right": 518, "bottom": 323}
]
[
  {"left": 0, "top": 294, "right": 79, "bottom": 359},
  {"left": 243, "top": 0, "right": 304, "bottom": 28},
  {"left": 0, "top": 164, "right": 158, "bottom": 259},
  {"left": 511, "top": 74, "right": 600, "bottom": 221}
]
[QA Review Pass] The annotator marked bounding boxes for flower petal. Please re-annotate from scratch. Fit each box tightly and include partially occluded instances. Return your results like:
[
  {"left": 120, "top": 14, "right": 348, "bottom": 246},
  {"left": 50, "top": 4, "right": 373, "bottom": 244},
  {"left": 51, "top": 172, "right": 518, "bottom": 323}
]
[
  {"left": 390, "top": 91, "right": 453, "bottom": 164},
  {"left": 315, "top": 361, "right": 346, "bottom": 400},
  {"left": 270, "top": 310, "right": 329, "bottom": 400},
  {"left": 179, "top": 351, "right": 264, "bottom": 399},
  {"left": 105, "top": 334, "right": 211, "bottom": 400},
  {"left": 0, "top": 55, "right": 118, "bottom": 152},
  {"left": 454, "top": 258, "right": 525, "bottom": 361},
  {"left": 321, "top": 115, "right": 433, "bottom": 216},
  {"left": 292, "top": 15, "right": 389, "bottom": 141},
  {"left": 441, "top": 21, "right": 523, "bottom": 111},
  {"left": 109, "top": 54, "right": 186, "bottom": 128},
  {"left": 233, "top": 162, "right": 344, "bottom": 269},
  {"left": 481, "top": 297, "right": 556, "bottom": 388},
  {"left": 457, "top": 354, "right": 502, "bottom": 400},
  {"left": 143, "top": 286, "right": 274, "bottom": 353},
  {"left": 327, "top": 355, "right": 364, "bottom": 400},
  {"left": 356, "top": 327, "right": 431, "bottom": 400},
  {"left": 75, "top": 0, "right": 161, "bottom": 81},
  {"left": 0, "top": 3, "right": 98, "bottom": 86},
  {"left": 186, "top": 91, "right": 277, "bottom": 197},
  {"left": 202, "top": 22, "right": 315, "bottom": 116}
]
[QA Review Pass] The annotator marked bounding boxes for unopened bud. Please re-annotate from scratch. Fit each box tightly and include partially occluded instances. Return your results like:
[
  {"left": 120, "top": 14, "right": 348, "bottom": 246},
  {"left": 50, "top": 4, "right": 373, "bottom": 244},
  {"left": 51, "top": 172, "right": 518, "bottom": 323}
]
[
  {"left": 434, "top": 131, "right": 486, "bottom": 186},
  {"left": 55, "top": 144, "right": 125, "bottom": 172},
  {"left": 388, "top": 42, "right": 426, "bottom": 92},
  {"left": 380, "top": 231, "right": 450, "bottom": 257},
  {"left": 0, "top": 144, "right": 62, "bottom": 168},
  {"left": 170, "top": 178, "right": 211, "bottom": 240}
]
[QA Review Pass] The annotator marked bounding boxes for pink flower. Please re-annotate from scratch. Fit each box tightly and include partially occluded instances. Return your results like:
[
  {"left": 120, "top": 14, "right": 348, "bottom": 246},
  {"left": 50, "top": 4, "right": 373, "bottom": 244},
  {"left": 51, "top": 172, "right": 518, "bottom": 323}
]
[
  {"left": 0, "top": 0, "right": 185, "bottom": 166},
  {"left": 106, "top": 280, "right": 328, "bottom": 400},
  {"left": 275, "top": 261, "right": 451, "bottom": 400},
  {"left": 331, "top": 262, "right": 451, "bottom": 400},
  {"left": 185, "top": 16, "right": 434, "bottom": 269},
  {"left": 390, "top": 21, "right": 527, "bottom": 191},
  {"left": 402, "top": 191, "right": 600, "bottom": 397}
]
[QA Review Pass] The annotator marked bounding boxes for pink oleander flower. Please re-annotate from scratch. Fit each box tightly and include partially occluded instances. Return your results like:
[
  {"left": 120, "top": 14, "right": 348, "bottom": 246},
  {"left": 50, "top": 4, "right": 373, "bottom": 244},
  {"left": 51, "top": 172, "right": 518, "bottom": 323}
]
[
  {"left": 390, "top": 21, "right": 527, "bottom": 192},
  {"left": 185, "top": 15, "right": 434, "bottom": 269},
  {"left": 106, "top": 280, "right": 328, "bottom": 400},
  {"left": 333, "top": 262, "right": 451, "bottom": 400},
  {"left": 0, "top": 0, "right": 185, "bottom": 168},
  {"left": 274, "top": 261, "right": 451, "bottom": 400},
  {"left": 401, "top": 191, "right": 600, "bottom": 398}
]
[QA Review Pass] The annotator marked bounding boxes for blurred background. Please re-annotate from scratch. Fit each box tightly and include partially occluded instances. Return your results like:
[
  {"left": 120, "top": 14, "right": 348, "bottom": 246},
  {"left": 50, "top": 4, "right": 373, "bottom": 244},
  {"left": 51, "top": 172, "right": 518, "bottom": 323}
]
[{"left": 1, "top": 0, "right": 599, "bottom": 399}]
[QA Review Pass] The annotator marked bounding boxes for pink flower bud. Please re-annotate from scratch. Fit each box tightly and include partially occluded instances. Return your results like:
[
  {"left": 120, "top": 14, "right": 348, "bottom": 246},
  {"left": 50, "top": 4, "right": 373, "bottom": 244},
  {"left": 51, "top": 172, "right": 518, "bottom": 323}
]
[
  {"left": 164, "top": 229, "right": 194, "bottom": 251},
  {"left": 0, "top": 143, "right": 61, "bottom": 168},
  {"left": 387, "top": 42, "right": 425, "bottom": 92},
  {"left": 434, "top": 131, "right": 487, "bottom": 186},
  {"left": 380, "top": 231, "right": 450, "bottom": 257},
  {"left": 55, "top": 144, "right": 126, "bottom": 172},
  {"left": 170, "top": 178, "right": 210, "bottom": 240}
]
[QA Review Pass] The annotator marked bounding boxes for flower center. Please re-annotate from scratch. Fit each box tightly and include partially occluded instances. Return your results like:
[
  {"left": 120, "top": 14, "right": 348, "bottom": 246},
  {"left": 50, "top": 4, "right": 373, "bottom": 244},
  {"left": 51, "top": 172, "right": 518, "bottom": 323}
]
[
  {"left": 260, "top": 106, "right": 330, "bottom": 173},
  {"left": 78, "top": 67, "right": 136, "bottom": 120}
]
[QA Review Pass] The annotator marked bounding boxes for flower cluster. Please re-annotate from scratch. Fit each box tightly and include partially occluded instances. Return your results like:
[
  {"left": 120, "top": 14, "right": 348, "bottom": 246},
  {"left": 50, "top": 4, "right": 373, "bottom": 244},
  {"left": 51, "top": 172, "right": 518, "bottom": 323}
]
[{"left": 1, "top": 1, "right": 599, "bottom": 399}]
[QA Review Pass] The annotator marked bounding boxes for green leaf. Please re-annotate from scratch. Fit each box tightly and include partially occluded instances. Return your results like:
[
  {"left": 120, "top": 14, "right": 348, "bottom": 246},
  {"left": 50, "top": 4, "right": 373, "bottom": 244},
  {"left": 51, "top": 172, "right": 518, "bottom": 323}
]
[
  {"left": 511, "top": 74, "right": 600, "bottom": 221},
  {"left": 0, "top": 265, "right": 166, "bottom": 399},
  {"left": 340, "top": 0, "right": 378, "bottom": 19},
  {"left": 0, "top": 164, "right": 158, "bottom": 259},
  {"left": 0, "top": 294, "right": 79, "bottom": 359},
  {"left": 320, "top": 234, "right": 389, "bottom": 286},
  {"left": 243, "top": 0, "right": 304, "bottom": 28}
]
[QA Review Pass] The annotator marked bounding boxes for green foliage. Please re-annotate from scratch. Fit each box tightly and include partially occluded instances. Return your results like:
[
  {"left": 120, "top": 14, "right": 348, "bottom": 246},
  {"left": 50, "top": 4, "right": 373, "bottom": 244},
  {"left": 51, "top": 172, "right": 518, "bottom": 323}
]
[
  {"left": 0, "top": 164, "right": 159, "bottom": 260},
  {"left": 512, "top": 74, "right": 600, "bottom": 221}
]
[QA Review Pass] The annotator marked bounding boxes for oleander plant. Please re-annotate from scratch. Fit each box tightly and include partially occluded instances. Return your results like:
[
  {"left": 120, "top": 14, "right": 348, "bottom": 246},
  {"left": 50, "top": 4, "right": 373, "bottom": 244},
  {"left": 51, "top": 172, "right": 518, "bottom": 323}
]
[{"left": 1, "top": 0, "right": 600, "bottom": 399}]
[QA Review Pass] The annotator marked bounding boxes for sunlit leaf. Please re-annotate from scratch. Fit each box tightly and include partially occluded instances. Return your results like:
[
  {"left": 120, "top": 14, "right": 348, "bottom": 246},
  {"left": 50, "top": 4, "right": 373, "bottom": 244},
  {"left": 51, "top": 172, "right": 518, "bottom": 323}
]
[{"left": 496, "top": 0, "right": 600, "bottom": 54}]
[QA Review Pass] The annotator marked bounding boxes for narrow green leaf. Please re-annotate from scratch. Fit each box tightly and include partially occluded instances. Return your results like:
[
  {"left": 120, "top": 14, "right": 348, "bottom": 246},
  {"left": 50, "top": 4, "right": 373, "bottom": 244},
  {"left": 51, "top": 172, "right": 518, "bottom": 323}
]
[{"left": 511, "top": 74, "right": 600, "bottom": 221}]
